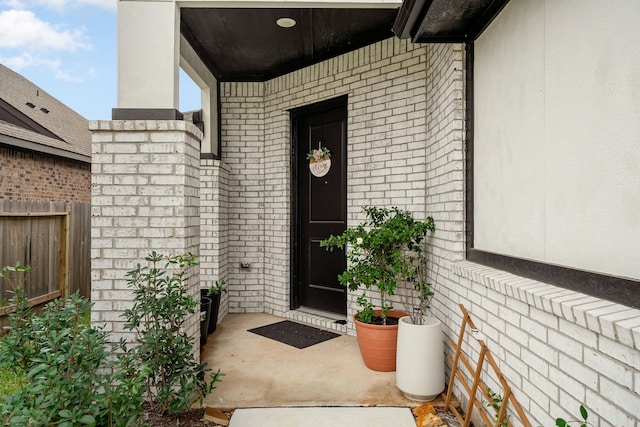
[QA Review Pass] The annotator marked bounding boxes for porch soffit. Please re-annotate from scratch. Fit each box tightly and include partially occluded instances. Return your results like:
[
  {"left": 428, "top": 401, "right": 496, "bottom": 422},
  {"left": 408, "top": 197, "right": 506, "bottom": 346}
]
[
  {"left": 180, "top": 7, "right": 399, "bottom": 81},
  {"left": 178, "top": 1, "right": 508, "bottom": 82},
  {"left": 393, "top": 0, "right": 511, "bottom": 43}
]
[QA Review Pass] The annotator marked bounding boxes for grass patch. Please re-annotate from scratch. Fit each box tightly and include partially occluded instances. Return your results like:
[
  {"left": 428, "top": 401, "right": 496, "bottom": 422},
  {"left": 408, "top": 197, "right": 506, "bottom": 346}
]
[
  {"left": 0, "top": 332, "right": 24, "bottom": 398},
  {"left": 0, "top": 367, "right": 23, "bottom": 397},
  {"left": 0, "top": 298, "right": 90, "bottom": 400}
]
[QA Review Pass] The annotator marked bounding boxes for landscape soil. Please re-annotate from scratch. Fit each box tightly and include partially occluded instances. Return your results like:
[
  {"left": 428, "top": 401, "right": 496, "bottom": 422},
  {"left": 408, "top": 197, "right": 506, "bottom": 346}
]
[
  {"left": 143, "top": 406, "right": 464, "bottom": 427},
  {"left": 143, "top": 407, "right": 223, "bottom": 426}
]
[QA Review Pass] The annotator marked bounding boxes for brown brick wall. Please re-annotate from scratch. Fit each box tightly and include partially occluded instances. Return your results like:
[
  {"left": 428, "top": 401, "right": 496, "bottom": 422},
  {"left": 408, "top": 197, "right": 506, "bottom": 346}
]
[{"left": 0, "top": 146, "right": 90, "bottom": 203}]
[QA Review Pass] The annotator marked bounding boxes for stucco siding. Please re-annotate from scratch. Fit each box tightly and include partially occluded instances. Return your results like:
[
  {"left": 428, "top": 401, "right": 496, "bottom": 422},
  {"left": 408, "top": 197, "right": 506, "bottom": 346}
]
[{"left": 473, "top": 0, "right": 640, "bottom": 280}]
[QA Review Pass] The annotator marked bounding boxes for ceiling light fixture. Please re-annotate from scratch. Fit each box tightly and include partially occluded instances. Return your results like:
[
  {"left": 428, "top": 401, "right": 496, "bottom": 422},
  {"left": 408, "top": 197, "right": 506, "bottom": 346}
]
[{"left": 276, "top": 17, "right": 296, "bottom": 28}]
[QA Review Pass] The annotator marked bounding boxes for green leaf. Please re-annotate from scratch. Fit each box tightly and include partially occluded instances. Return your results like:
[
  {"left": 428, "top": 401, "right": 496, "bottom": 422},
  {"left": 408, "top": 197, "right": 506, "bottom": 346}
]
[
  {"left": 555, "top": 418, "right": 567, "bottom": 427},
  {"left": 579, "top": 405, "right": 588, "bottom": 421},
  {"left": 59, "top": 409, "right": 73, "bottom": 419},
  {"left": 9, "top": 415, "right": 28, "bottom": 426},
  {"left": 79, "top": 414, "right": 96, "bottom": 424}
]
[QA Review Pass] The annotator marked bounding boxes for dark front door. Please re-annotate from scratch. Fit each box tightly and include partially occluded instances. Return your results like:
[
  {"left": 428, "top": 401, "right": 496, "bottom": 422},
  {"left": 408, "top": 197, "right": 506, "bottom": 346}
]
[{"left": 292, "top": 97, "right": 347, "bottom": 315}]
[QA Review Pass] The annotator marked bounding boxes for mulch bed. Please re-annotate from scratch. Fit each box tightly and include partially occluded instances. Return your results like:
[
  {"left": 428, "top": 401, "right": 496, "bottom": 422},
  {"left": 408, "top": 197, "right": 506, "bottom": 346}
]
[
  {"left": 143, "top": 408, "right": 208, "bottom": 426},
  {"left": 144, "top": 408, "right": 233, "bottom": 427},
  {"left": 143, "top": 404, "right": 464, "bottom": 427}
]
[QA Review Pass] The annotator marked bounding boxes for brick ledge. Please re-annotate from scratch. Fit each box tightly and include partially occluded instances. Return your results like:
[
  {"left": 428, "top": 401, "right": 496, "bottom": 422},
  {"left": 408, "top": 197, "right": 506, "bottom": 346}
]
[
  {"left": 88, "top": 119, "right": 204, "bottom": 140},
  {"left": 453, "top": 261, "right": 640, "bottom": 351}
]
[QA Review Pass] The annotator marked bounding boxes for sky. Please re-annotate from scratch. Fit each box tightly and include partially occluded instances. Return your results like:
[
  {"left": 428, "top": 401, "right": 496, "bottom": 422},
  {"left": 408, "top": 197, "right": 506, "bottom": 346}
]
[{"left": 0, "top": 0, "right": 200, "bottom": 120}]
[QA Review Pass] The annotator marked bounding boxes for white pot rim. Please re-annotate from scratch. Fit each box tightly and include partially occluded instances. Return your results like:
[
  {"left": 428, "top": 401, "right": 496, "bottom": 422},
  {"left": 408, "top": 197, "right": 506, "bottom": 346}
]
[{"left": 399, "top": 316, "right": 441, "bottom": 327}]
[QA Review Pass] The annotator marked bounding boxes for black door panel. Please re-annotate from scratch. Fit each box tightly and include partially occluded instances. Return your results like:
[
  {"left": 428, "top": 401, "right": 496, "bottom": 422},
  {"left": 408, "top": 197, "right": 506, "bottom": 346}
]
[{"left": 294, "top": 100, "right": 347, "bottom": 315}]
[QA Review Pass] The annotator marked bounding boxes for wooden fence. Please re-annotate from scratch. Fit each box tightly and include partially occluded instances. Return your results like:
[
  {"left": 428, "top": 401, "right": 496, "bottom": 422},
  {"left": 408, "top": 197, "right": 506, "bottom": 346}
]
[{"left": 0, "top": 201, "right": 90, "bottom": 320}]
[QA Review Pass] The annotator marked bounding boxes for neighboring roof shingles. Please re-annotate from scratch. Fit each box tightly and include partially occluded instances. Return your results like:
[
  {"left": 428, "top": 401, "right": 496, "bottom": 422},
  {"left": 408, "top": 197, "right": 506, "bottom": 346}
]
[
  {"left": 0, "top": 64, "right": 91, "bottom": 160},
  {"left": 0, "top": 120, "right": 90, "bottom": 163}
]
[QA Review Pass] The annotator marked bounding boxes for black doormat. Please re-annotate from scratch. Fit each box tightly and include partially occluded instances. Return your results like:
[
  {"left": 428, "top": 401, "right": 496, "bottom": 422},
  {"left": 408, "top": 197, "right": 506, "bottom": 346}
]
[{"left": 247, "top": 320, "right": 340, "bottom": 349}]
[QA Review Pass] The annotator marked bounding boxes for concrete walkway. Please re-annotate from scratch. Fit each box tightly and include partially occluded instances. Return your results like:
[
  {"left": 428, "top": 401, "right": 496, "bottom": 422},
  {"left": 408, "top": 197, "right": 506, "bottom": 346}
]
[
  {"left": 228, "top": 406, "right": 416, "bottom": 427},
  {"left": 200, "top": 313, "right": 417, "bottom": 409},
  {"left": 200, "top": 313, "right": 458, "bottom": 426}
]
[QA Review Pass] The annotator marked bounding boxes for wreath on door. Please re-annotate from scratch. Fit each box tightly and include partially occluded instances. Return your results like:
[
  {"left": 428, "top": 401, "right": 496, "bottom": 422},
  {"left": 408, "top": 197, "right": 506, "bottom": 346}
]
[{"left": 307, "top": 142, "right": 331, "bottom": 178}]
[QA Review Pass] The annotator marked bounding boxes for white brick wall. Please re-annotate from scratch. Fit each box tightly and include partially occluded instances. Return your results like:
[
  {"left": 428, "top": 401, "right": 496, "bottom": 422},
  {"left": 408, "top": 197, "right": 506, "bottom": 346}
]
[
  {"left": 90, "top": 120, "right": 201, "bottom": 352},
  {"left": 218, "top": 37, "right": 430, "bottom": 333},
  {"left": 200, "top": 159, "right": 230, "bottom": 324},
  {"left": 424, "top": 44, "right": 640, "bottom": 427},
  {"left": 219, "top": 82, "right": 265, "bottom": 314},
  {"left": 89, "top": 34, "right": 640, "bottom": 427}
]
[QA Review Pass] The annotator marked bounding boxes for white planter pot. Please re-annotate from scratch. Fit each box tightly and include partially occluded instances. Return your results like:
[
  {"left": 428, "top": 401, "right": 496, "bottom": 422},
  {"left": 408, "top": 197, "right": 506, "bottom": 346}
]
[{"left": 396, "top": 316, "right": 445, "bottom": 402}]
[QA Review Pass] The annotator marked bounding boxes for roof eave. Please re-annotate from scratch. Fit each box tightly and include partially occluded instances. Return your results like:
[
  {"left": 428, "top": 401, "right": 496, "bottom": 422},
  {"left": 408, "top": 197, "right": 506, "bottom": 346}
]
[
  {"left": 0, "top": 135, "right": 91, "bottom": 164},
  {"left": 393, "top": 0, "right": 510, "bottom": 43}
]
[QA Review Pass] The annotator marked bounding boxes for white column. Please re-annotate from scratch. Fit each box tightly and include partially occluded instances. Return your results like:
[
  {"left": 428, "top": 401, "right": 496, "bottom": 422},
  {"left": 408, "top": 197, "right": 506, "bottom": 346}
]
[
  {"left": 90, "top": 120, "right": 202, "bottom": 353},
  {"left": 181, "top": 35, "right": 219, "bottom": 156},
  {"left": 117, "top": 0, "right": 180, "bottom": 111}
]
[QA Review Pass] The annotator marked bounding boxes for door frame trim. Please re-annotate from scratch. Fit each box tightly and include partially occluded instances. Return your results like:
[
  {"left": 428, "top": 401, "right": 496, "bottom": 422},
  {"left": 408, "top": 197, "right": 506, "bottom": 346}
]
[{"left": 289, "top": 95, "right": 348, "bottom": 311}]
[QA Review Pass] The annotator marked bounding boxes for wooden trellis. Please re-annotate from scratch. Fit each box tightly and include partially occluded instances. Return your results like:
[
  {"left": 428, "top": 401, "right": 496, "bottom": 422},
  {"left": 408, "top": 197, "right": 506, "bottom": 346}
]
[{"left": 445, "top": 304, "right": 532, "bottom": 427}]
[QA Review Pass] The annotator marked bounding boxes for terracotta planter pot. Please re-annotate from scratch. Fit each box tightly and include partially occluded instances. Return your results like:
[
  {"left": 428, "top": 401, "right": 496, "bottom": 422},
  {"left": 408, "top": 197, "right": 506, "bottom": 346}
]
[{"left": 353, "top": 309, "right": 408, "bottom": 372}]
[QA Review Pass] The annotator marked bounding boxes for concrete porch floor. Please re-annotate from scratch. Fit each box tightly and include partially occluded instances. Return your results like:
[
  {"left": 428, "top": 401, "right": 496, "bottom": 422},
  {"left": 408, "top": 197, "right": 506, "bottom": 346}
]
[{"left": 200, "top": 313, "right": 418, "bottom": 409}]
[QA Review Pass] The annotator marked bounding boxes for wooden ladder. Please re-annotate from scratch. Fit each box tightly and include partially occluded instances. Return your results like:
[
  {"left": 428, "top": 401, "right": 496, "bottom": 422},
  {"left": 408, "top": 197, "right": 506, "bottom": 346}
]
[{"left": 445, "top": 304, "right": 532, "bottom": 427}]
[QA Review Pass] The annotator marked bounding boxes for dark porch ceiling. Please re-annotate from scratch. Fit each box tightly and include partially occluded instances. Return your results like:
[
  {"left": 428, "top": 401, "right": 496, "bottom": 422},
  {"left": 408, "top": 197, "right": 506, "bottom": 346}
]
[
  {"left": 180, "top": 8, "right": 398, "bottom": 82},
  {"left": 393, "top": 0, "right": 510, "bottom": 42},
  {"left": 179, "top": 1, "right": 508, "bottom": 82}
]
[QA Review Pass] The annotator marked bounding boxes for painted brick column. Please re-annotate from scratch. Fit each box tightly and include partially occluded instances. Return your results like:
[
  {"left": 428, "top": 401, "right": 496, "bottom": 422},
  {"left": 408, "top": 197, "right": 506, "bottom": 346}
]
[
  {"left": 200, "top": 159, "right": 230, "bottom": 324},
  {"left": 90, "top": 120, "right": 201, "bottom": 352}
]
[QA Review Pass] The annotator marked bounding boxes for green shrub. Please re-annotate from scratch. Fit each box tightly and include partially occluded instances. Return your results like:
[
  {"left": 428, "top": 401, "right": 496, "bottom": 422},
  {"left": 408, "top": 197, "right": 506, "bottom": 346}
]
[
  {"left": 1, "top": 252, "right": 223, "bottom": 424},
  {"left": 0, "top": 262, "right": 145, "bottom": 426},
  {"left": 321, "top": 206, "right": 435, "bottom": 324},
  {"left": 122, "top": 251, "right": 222, "bottom": 414}
]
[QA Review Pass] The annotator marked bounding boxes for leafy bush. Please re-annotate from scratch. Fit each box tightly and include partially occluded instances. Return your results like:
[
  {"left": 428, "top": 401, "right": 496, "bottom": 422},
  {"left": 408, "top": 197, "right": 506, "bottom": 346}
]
[
  {"left": 0, "top": 252, "right": 222, "bottom": 424},
  {"left": 122, "top": 251, "right": 222, "bottom": 414},
  {"left": 321, "top": 206, "right": 435, "bottom": 324},
  {"left": 0, "top": 262, "right": 145, "bottom": 427}
]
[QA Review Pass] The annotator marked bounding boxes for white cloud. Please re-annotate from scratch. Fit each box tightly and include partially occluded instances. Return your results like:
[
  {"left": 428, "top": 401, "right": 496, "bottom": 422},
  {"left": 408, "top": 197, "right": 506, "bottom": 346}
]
[
  {"left": 1, "top": 52, "right": 85, "bottom": 82},
  {"left": 2, "top": 0, "right": 80, "bottom": 12},
  {"left": 0, "top": 9, "right": 90, "bottom": 51},
  {"left": 1, "top": 0, "right": 27, "bottom": 8},
  {"left": 33, "top": 0, "right": 68, "bottom": 10},
  {"left": 0, "top": 52, "right": 60, "bottom": 70},
  {"left": 52, "top": 66, "right": 83, "bottom": 82},
  {"left": 0, "top": 0, "right": 116, "bottom": 12},
  {"left": 76, "top": 0, "right": 115, "bottom": 13}
]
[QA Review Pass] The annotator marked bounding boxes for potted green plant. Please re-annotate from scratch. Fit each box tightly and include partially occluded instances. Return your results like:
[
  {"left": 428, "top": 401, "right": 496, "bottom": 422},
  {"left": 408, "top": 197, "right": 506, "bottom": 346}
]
[
  {"left": 396, "top": 251, "right": 445, "bottom": 401},
  {"left": 321, "top": 206, "right": 435, "bottom": 371},
  {"left": 200, "top": 295, "right": 212, "bottom": 345},
  {"left": 204, "top": 279, "right": 227, "bottom": 334}
]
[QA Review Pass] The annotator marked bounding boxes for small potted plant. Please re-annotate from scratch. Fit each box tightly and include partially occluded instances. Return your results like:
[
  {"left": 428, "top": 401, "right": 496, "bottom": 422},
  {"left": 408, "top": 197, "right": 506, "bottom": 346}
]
[
  {"left": 396, "top": 250, "right": 445, "bottom": 401},
  {"left": 321, "top": 206, "right": 435, "bottom": 371},
  {"left": 200, "top": 294, "right": 212, "bottom": 345},
  {"left": 204, "top": 279, "right": 227, "bottom": 334}
]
